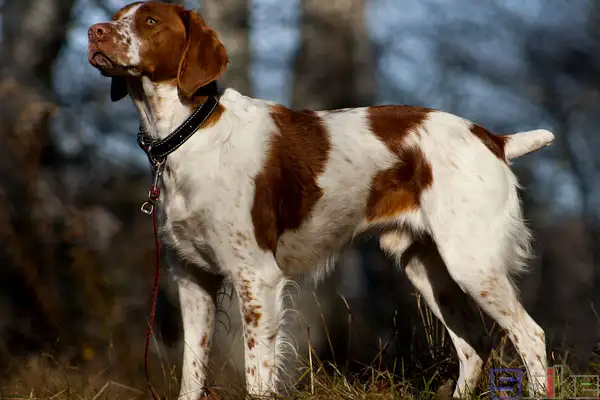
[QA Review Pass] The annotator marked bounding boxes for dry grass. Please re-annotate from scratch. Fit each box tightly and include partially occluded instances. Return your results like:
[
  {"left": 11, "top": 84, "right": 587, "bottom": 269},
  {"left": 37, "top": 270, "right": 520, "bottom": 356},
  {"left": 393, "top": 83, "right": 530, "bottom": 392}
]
[
  {"left": 2, "top": 343, "right": 598, "bottom": 400},
  {"left": 2, "top": 298, "right": 599, "bottom": 400},
  {"left": 0, "top": 354, "right": 451, "bottom": 400}
]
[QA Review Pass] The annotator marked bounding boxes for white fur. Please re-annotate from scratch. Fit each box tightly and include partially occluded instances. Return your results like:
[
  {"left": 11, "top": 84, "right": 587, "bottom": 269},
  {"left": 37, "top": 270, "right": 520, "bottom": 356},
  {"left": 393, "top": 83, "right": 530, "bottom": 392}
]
[
  {"left": 108, "top": 6, "right": 554, "bottom": 398},
  {"left": 504, "top": 129, "right": 555, "bottom": 160},
  {"left": 112, "top": 4, "right": 142, "bottom": 67},
  {"left": 174, "top": 271, "right": 220, "bottom": 399}
]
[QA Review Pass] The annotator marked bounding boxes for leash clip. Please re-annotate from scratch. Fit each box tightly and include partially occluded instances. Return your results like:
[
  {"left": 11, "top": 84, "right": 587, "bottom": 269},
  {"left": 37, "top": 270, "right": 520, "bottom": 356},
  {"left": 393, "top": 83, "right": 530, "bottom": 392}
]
[
  {"left": 140, "top": 199, "right": 155, "bottom": 215},
  {"left": 141, "top": 161, "right": 165, "bottom": 215}
]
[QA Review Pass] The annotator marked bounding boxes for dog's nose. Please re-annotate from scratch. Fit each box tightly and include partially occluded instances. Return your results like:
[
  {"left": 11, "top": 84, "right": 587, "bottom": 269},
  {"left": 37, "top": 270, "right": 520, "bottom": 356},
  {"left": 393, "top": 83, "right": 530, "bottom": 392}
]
[{"left": 88, "top": 23, "right": 111, "bottom": 41}]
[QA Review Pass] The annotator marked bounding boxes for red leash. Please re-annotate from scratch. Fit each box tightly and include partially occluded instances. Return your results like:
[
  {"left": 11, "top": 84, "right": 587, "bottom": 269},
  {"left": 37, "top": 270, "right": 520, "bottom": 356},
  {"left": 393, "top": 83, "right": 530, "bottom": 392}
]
[{"left": 143, "top": 185, "right": 162, "bottom": 400}]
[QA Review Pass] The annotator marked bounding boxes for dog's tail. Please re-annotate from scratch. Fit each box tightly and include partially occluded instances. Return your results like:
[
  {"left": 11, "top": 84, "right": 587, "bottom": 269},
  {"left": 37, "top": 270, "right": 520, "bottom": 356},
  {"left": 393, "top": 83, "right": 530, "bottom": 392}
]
[{"left": 501, "top": 129, "right": 555, "bottom": 160}]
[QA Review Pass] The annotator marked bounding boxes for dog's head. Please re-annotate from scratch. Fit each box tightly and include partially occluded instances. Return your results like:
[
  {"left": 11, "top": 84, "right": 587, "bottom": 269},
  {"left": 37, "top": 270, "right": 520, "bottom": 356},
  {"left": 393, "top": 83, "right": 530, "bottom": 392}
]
[{"left": 87, "top": 1, "right": 228, "bottom": 101}]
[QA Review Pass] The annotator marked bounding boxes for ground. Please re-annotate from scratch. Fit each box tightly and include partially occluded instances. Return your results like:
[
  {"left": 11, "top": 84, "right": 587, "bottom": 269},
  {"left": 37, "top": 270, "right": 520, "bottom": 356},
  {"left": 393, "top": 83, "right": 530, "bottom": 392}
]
[{"left": 3, "top": 325, "right": 599, "bottom": 400}]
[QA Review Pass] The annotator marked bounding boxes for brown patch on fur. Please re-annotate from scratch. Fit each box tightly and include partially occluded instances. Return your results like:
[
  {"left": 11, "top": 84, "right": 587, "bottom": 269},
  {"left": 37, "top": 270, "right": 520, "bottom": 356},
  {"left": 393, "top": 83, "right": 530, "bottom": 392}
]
[
  {"left": 175, "top": 10, "right": 228, "bottom": 97},
  {"left": 365, "top": 106, "right": 433, "bottom": 221},
  {"left": 200, "top": 102, "right": 225, "bottom": 128},
  {"left": 480, "top": 291, "right": 489, "bottom": 298},
  {"left": 238, "top": 279, "right": 254, "bottom": 302},
  {"left": 251, "top": 105, "right": 331, "bottom": 252},
  {"left": 200, "top": 333, "right": 208, "bottom": 348},
  {"left": 366, "top": 148, "right": 433, "bottom": 221},
  {"left": 263, "top": 360, "right": 270, "bottom": 368},
  {"left": 512, "top": 334, "right": 519, "bottom": 344},
  {"left": 470, "top": 124, "right": 508, "bottom": 161},
  {"left": 247, "top": 337, "right": 256, "bottom": 349},
  {"left": 243, "top": 304, "right": 262, "bottom": 327},
  {"left": 236, "top": 278, "right": 263, "bottom": 327},
  {"left": 368, "top": 105, "right": 431, "bottom": 154}
]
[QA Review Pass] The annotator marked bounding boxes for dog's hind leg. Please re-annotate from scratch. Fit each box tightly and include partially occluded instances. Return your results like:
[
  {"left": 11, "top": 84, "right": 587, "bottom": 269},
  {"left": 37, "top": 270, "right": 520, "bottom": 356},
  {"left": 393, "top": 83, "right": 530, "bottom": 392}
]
[
  {"left": 430, "top": 234, "right": 547, "bottom": 396},
  {"left": 420, "top": 166, "right": 547, "bottom": 396},
  {"left": 381, "top": 232, "right": 492, "bottom": 397}
]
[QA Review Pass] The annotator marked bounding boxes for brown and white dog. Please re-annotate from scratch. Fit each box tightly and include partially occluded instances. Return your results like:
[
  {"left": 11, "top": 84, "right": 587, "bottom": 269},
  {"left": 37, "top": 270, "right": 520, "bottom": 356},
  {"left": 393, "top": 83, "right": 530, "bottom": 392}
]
[{"left": 88, "top": 2, "right": 554, "bottom": 398}]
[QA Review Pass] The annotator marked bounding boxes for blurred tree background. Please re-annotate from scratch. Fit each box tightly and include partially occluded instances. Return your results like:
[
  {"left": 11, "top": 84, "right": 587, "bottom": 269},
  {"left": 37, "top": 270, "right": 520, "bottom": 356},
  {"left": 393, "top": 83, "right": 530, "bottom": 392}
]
[{"left": 1, "top": 0, "right": 599, "bottom": 397}]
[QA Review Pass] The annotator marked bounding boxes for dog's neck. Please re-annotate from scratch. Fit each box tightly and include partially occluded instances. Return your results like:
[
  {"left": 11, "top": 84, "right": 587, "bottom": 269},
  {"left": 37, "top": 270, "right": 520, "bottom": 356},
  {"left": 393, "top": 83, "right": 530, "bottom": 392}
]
[{"left": 128, "top": 76, "right": 195, "bottom": 141}]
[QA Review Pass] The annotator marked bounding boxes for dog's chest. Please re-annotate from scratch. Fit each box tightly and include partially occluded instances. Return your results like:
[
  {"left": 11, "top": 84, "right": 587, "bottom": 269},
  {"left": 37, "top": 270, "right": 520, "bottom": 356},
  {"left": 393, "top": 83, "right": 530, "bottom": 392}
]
[
  {"left": 158, "top": 153, "right": 260, "bottom": 272},
  {"left": 161, "top": 214, "right": 214, "bottom": 270}
]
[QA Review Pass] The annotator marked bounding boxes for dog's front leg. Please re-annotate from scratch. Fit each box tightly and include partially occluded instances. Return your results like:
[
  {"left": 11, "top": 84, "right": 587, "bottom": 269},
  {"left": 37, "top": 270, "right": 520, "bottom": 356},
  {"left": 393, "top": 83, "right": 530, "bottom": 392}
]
[
  {"left": 232, "top": 253, "right": 285, "bottom": 397},
  {"left": 176, "top": 270, "right": 222, "bottom": 400}
]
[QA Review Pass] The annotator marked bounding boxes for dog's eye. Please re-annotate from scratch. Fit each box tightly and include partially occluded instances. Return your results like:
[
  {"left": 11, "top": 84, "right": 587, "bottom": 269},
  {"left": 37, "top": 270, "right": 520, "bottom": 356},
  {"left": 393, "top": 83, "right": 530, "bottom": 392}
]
[{"left": 146, "top": 17, "right": 157, "bottom": 26}]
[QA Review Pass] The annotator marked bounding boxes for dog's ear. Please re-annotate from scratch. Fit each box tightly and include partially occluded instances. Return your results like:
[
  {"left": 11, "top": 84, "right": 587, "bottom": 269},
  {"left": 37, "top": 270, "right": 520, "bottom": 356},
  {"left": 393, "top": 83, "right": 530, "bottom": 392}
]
[
  {"left": 176, "top": 9, "right": 228, "bottom": 98},
  {"left": 110, "top": 76, "right": 128, "bottom": 102}
]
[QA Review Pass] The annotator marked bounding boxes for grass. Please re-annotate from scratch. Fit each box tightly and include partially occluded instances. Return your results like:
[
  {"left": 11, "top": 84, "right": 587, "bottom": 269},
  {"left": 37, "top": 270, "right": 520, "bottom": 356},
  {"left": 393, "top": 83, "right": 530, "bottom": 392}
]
[
  {"left": 0, "top": 354, "right": 452, "bottom": 399},
  {"left": 2, "top": 297, "right": 599, "bottom": 399},
  {"left": 4, "top": 354, "right": 599, "bottom": 400}
]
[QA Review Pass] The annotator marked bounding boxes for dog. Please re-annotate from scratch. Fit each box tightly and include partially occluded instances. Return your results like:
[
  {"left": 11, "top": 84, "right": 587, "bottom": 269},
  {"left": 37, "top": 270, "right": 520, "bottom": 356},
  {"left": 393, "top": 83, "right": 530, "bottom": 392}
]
[{"left": 87, "top": 2, "right": 554, "bottom": 398}]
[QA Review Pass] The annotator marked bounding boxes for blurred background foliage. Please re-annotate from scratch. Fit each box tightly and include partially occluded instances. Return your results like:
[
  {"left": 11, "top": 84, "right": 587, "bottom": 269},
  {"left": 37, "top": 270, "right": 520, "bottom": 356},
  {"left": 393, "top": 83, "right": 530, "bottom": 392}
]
[{"left": 1, "top": 0, "right": 600, "bottom": 396}]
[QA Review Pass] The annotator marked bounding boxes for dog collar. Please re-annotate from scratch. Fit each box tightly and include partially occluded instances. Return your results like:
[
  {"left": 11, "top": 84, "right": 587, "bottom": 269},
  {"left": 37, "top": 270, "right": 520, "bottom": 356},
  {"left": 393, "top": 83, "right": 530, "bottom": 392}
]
[
  {"left": 136, "top": 91, "right": 220, "bottom": 215},
  {"left": 137, "top": 94, "right": 220, "bottom": 166}
]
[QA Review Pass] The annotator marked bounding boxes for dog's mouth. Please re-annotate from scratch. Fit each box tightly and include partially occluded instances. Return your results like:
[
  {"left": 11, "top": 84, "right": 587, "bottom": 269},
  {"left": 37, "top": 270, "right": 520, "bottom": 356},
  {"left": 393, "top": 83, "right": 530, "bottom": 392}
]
[
  {"left": 91, "top": 52, "right": 115, "bottom": 72},
  {"left": 89, "top": 50, "right": 120, "bottom": 75},
  {"left": 89, "top": 50, "right": 139, "bottom": 77}
]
